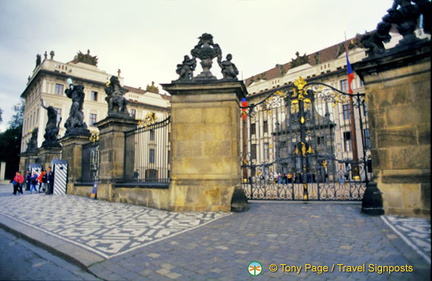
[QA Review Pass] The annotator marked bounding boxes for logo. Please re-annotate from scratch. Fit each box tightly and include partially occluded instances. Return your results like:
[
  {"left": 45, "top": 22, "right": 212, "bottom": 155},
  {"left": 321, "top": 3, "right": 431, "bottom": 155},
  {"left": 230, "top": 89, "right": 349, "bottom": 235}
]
[{"left": 248, "top": 261, "right": 263, "bottom": 276}]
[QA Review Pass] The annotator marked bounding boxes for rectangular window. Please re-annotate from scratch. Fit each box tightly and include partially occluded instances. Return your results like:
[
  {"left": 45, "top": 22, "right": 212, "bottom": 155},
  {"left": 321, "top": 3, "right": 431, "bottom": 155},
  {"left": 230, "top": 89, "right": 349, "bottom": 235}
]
[
  {"left": 90, "top": 91, "right": 98, "bottom": 101},
  {"left": 263, "top": 120, "right": 268, "bottom": 133},
  {"left": 317, "top": 136, "right": 325, "bottom": 146},
  {"left": 343, "top": 131, "right": 352, "bottom": 152},
  {"left": 251, "top": 144, "right": 257, "bottom": 160},
  {"left": 263, "top": 142, "right": 269, "bottom": 160},
  {"left": 364, "top": 129, "right": 370, "bottom": 148},
  {"left": 150, "top": 130, "right": 155, "bottom": 141},
  {"left": 55, "top": 84, "right": 64, "bottom": 95},
  {"left": 89, "top": 113, "right": 97, "bottom": 126},
  {"left": 343, "top": 104, "right": 351, "bottom": 120},
  {"left": 149, "top": 148, "right": 155, "bottom": 163},
  {"left": 250, "top": 123, "right": 256, "bottom": 135},
  {"left": 340, "top": 79, "right": 348, "bottom": 92},
  {"left": 130, "top": 109, "right": 136, "bottom": 119}
]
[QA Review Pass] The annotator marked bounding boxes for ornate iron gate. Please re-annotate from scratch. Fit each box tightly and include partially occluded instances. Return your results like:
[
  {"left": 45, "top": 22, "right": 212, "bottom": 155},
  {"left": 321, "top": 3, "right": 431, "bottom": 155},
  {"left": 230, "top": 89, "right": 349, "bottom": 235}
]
[{"left": 241, "top": 77, "right": 371, "bottom": 200}]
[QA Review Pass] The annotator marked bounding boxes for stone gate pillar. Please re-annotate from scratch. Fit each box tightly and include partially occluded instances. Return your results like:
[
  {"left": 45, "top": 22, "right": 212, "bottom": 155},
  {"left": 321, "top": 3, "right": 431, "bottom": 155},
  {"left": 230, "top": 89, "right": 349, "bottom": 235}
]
[
  {"left": 355, "top": 40, "right": 430, "bottom": 217},
  {"left": 60, "top": 135, "right": 90, "bottom": 194},
  {"left": 95, "top": 117, "right": 138, "bottom": 201},
  {"left": 163, "top": 82, "right": 247, "bottom": 212}
]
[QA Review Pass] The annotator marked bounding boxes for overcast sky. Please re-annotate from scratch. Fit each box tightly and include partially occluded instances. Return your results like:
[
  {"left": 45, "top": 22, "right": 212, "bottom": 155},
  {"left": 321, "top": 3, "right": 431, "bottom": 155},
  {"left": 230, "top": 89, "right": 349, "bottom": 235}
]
[{"left": 0, "top": 0, "right": 394, "bottom": 131}]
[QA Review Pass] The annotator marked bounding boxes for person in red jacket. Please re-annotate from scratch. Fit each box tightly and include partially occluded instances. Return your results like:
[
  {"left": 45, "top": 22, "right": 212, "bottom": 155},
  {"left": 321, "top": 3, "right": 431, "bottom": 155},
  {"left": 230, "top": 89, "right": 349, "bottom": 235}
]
[
  {"left": 12, "top": 171, "right": 24, "bottom": 195},
  {"left": 36, "top": 170, "right": 46, "bottom": 193}
]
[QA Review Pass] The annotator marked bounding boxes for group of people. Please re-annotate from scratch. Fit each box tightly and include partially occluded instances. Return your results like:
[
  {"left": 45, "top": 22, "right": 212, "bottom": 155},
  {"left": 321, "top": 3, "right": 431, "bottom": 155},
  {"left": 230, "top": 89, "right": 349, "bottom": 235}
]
[{"left": 12, "top": 167, "right": 54, "bottom": 195}]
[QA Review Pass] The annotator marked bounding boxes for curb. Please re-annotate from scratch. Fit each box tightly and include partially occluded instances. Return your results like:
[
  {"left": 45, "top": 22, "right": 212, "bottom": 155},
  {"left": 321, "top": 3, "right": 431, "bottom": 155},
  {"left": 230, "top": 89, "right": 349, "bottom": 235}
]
[{"left": 0, "top": 213, "right": 105, "bottom": 272}]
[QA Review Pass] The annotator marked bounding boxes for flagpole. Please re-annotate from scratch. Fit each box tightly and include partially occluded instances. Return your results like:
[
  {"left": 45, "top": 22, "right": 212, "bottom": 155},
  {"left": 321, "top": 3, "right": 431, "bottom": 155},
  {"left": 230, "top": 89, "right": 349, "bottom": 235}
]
[{"left": 344, "top": 33, "right": 360, "bottom": 180}]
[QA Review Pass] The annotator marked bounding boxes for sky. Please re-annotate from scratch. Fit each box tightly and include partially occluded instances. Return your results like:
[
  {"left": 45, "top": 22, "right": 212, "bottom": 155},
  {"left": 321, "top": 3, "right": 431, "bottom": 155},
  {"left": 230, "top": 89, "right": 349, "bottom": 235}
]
[{"left": 0, "top": 0, "right": 394, "bottom": 132}]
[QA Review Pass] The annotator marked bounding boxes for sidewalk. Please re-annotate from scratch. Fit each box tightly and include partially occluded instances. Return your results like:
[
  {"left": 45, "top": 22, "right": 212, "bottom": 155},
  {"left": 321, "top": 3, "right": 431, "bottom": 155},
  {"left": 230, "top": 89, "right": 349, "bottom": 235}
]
[{"left": 0, "top": 184, "right": 430, "bottom": 280}]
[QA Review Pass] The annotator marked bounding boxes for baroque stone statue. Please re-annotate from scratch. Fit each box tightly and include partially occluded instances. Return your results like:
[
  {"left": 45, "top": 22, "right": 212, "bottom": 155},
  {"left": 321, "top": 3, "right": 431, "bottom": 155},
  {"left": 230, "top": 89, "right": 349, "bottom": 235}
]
[
  {"left": 176, "top": 55, "right": 196, "bottom": 80},
  {"left": 361, "top": 0, "right": 431, "bottom": 57},
  {"left": 26, "top": 128, "right": 38, "bottom": 152},
  {"left": 174, "top": 33, "right": 240, "bottom": 82},
  {"left": 104, "top": 75, "right": 130, "bottom": 118},
  {"left": 40, "top": 99, "right": 61, "bottom": 147},
  {"left": 219, "top": 54, "right": 239, "bottom": 80},
  {"left": 64, "top": 78, "right": 90, "bottom": 136}
]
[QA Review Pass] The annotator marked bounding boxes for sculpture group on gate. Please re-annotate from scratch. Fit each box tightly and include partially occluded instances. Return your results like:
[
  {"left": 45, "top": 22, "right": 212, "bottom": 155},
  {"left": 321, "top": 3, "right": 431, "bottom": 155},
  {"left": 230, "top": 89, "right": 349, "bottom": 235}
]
[{"left": 175, "top": 33, "right": 239, "bottom": 82}]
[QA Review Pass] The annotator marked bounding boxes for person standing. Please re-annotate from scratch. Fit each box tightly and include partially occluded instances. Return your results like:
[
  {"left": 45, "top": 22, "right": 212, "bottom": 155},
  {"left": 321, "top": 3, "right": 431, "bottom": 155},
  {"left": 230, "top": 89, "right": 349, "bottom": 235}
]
[
  {"left": 29, "top": 172, "right": 38, "bottom": 194},
  {"left": 12, "top": 171, "right": 24, "bottom": 195},
  {"left": 37, "top": 170, "right": 46, "bottom": 193},
  {"left": 45, "top": 166, "right": 54, "bottom": 195},
  {"left": 25, "top": 170, "right": 31, "bottom": 191}
]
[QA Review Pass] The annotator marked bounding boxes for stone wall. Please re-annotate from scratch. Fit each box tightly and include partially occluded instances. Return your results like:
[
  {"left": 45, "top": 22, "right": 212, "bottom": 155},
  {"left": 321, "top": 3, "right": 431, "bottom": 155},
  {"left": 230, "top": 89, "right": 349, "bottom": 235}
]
[{"left": 355, "top": 41, "right": 430, "bottom": 217}]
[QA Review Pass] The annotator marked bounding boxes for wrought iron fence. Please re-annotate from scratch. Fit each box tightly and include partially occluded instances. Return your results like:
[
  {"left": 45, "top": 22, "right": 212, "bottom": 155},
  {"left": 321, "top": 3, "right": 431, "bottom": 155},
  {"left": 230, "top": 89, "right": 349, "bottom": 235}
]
[
  {"left": 241, "top": 77, "right": 371, "bottom": 200},
  {"left": 81, "top": 141, "right": 99, "bottom": 183},
  {"left": 124, "top": 116, "right": 171, "bottom": 184}
]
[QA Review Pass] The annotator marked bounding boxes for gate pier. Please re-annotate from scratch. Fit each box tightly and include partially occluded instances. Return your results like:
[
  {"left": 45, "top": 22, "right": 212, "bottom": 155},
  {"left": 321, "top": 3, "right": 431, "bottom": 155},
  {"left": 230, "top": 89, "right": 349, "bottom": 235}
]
[{"left": 162, "top": 82, "right": 247, "bottom": 212}]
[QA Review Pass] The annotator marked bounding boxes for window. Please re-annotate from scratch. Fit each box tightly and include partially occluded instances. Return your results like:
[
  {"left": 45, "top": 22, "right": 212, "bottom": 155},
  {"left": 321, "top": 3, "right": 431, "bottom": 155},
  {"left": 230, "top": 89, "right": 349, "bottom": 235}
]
[
  {"left": 54, "top": 107, "right": 62, "bottom": 123},
  {"left": 263, "top": 120, "right": 268, "bottom": 133},
  {"left": 364, "top": 129, "right": 370, "bottom": 148},
  {"left": 317, "top": 136, "right": 325, "bottom": 146},
  {"left": 342, "top": 104, "right": 351, "bottom": 120},
  {"left": 263, "top": 142, "right": 269, "bottom": 160},
  {"left": 90, "top": 91, "right": 98, "bottom": 101},
  {"left": 130, "top": 109, "right": 136, "bottom": 119},
  {"left": 89, "top": 113, "right": 97, "bottom": 126},
  {"left": 250, "top": 123, "right": 256, "bottom": 135},
  {"left": 343, "top": 131, "right": 352, "bottom": 152},
  {"left": 340, "top": 79, "right": 348, "bottom": 92},
  {"left": 149, "top": 148, "right": 155, "bottom": 163},
  {"left": 251, "top": 144, "right": 257, "bottom": 160},
  {"left": 150, "top": 130, "right": 155, "bottom": 141},
  {"left": 55, "top": 84, "right": 64, "bottom": 95}
]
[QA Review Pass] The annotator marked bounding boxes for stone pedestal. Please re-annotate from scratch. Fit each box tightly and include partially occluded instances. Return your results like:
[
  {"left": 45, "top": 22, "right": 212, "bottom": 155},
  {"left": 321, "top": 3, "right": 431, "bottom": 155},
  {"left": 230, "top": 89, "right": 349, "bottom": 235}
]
[
  {"left": 355, "top": 41, "right": 430, "bottom": 218},
  {"left": 162, "top": 81, "right": 247, "bottom": 212},
  {"left": 38, "top": 146, "right": 62, "bottom": 170},
  {"left": 96, "top": 117, "right": 138, "bottom": 201},
  {"left": 60, "top": 135, "right": 91, "bottom": 194},
  {"left": 19, "top": 150, "right": 40, "bottom": 173}
]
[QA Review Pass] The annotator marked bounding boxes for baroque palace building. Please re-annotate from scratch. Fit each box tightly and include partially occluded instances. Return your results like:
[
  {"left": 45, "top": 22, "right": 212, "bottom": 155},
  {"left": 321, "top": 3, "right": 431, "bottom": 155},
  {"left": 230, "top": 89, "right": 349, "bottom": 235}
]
[{"left": 20, "top": 50, "right": 171, "bottom": 154}]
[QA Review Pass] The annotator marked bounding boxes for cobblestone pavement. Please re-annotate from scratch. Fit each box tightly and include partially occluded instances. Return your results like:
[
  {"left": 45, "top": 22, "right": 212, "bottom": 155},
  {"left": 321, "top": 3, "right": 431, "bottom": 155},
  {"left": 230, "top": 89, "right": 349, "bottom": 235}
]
[{"left": 0, "top": 184, "right": 430, "bottom": 280}]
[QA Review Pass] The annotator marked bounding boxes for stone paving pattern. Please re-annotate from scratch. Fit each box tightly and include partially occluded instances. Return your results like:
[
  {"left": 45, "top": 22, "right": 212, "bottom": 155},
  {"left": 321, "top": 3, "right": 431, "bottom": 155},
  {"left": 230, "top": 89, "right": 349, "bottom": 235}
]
[
  {"left": 0, "top": 185, "right": 430, "bottom": 280},
  {"left": 0, "top": 193, "right": 229, "bottom": 259}
]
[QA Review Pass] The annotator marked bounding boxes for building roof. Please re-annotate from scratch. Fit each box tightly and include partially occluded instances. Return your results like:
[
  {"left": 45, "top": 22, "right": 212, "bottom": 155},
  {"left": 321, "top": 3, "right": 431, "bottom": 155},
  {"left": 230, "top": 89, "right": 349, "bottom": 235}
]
[{"left": 245, "top": 34, "right": 363, "bottom": 87}]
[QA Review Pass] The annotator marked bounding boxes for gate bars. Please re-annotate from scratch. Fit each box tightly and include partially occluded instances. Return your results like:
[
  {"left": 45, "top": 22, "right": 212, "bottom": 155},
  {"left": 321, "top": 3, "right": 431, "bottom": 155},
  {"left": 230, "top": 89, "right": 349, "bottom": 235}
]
[
  {"left": 124, "top": 116, "right": 171, "bottom": 183},
  {"left": 241, "top": 77, "right": 371, "bottom": 200}
]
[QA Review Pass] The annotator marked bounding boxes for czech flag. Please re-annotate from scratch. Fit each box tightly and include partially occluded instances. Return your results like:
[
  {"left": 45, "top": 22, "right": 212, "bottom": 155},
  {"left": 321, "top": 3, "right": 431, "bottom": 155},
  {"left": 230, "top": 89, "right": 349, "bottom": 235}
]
[{"left": 346, "top": 53, "right": 354, "bottom": 94}]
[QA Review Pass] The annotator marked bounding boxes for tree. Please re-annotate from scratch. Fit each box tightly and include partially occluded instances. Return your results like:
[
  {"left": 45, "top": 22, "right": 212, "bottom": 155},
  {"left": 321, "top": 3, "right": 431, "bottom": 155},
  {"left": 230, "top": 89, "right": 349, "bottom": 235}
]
[
  {"left": 0, "top": 107, "right": 3, "bottom": 124},
  {"left": 0, "top": 102, "right": 24, "bottom": 179}
]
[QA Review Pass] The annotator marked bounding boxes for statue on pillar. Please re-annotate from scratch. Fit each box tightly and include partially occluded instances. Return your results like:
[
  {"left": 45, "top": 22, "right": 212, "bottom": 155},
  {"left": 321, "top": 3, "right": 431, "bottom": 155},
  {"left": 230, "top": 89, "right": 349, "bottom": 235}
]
[
  {"left": 104, "top": 75, "right": 130, "bottom": 118},
  {"left": 176, "top": 55, "right": 196, "bottom": 80},
  {"left": 174, "top": 33, "right": 241, "bottom": 83},
  {"left": 40, "top": 99, "right": 61, "bottom": 148},
  {"left": 190, "top": 33, "right": 222, "bottom": 80},
  {"left": 64, "top": 78, "right": 90, "bottom": 136},
  {"left": 26, "top": 128, "right": 39, "bottom": 152},
  {"left": 220, "top": 54, "right": 239, "bottom": 80}
]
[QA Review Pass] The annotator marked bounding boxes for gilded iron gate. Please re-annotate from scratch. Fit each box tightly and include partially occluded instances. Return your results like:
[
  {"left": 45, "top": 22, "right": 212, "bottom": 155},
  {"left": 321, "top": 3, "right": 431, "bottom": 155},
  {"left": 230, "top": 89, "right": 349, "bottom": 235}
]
[{"left": 241, "top": 77, "right": 371, "bottom": 200}]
